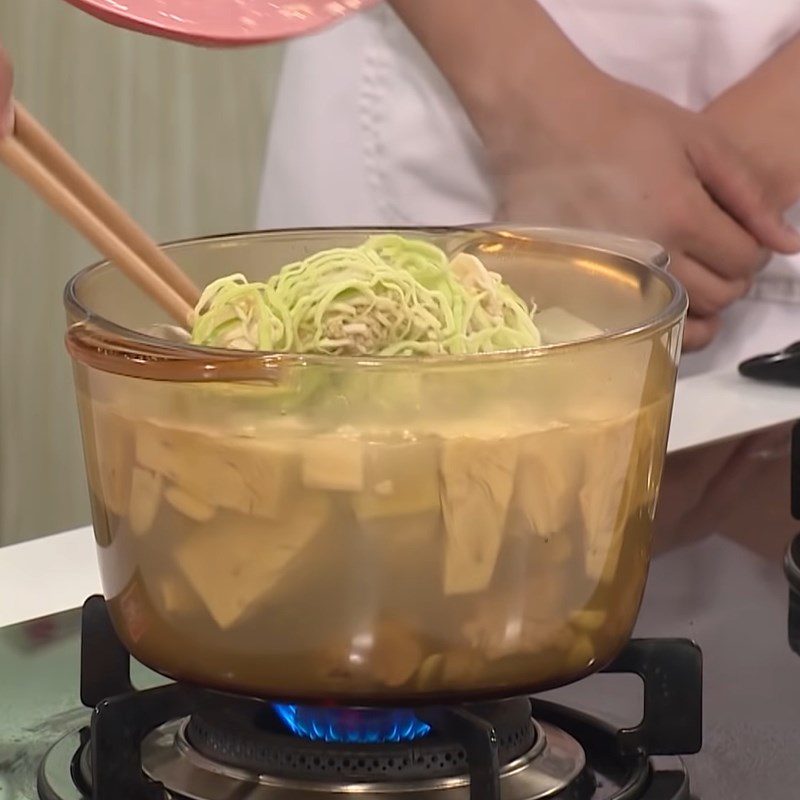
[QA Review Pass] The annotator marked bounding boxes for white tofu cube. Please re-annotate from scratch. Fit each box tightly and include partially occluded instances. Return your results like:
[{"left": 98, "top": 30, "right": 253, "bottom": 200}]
[{"left": 352, "top": 437, "right": 439, "bottom": 520}]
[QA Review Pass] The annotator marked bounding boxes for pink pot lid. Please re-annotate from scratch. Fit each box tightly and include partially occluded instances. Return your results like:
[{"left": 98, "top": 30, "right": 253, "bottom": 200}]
[{"left": 62, "top": 0, "right": 378, "bottom": 47}]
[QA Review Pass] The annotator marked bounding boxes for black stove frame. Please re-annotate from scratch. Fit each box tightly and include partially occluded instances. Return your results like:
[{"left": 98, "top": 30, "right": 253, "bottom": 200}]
[
  {"left": 74, "top": 596, "right": 702, "bottom": 800},
  {"left": 788, "top": 533, "right": 800, "bottom": 656}
]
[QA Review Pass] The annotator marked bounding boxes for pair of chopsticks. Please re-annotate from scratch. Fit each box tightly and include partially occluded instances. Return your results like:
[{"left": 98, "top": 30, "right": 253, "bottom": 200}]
[{"left": 0, "top": 102, "right": 200, "bottom": 325}]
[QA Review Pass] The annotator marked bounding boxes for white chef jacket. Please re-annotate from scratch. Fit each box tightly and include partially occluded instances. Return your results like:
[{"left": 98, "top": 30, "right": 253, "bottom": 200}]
[{"left": 258, "top": 0, "right": 800, "bottom": 374}]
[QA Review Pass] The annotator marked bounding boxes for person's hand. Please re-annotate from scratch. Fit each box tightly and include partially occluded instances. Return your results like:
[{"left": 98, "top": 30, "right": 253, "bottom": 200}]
[
  {"left": 487, "top": 73, "right": 800, "bottom": 351},
  {"left": 0, "top": 44, "right": 13, "bottom": 138},
  {"left": 704, "top": 34, "right": 800, "bottom": 215},
  {"left": 388, "top": 0, "right": 800, "bottom": 350}
]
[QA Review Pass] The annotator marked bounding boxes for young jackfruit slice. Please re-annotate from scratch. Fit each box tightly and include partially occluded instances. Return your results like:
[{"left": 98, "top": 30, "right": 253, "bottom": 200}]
[
  {"left": 515, "top": 425, "right": 583, "bottom": 539},
  {"left": 135, "top": 422, "right": 301, "bottom": 519},
  {"left": 173, "top": 492, "right": 330, "bottom": 629},
  {"left": 164, "top": 485, "right": 217, "bottom": 522},
  {"left": 128, "top": 467, "right": 163, "bottom": 535},
  {"left": 440, "top": 435, "right": 519, "bottom": 595},
  {"left": 579, "top": 414, "right": 639, "bottom": 581},
  {"left": 88, "top": 404, "right": 135, "bottom": 517},
  {"left": 157, "top": 574, "right": 198, "bottom": 617}
]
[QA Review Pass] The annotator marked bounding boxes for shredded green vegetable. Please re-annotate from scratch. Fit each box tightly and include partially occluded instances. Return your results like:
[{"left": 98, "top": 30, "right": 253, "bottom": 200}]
[{"left": 190, "top": 235, "right": 541, "bottom": 355}]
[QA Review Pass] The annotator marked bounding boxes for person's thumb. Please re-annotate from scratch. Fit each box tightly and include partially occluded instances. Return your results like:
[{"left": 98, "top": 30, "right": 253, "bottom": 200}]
[
  {"left": 689, "top": 132, "right": 800, "bottom": 255},
  {"left": 0, "top": 45, "right": 14, "bottom": 138}
]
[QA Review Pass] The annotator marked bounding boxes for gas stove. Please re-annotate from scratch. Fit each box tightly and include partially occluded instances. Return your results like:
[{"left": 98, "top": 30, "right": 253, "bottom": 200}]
[{"left": 35, "top": 596, "right": 701, "bottom": 800}]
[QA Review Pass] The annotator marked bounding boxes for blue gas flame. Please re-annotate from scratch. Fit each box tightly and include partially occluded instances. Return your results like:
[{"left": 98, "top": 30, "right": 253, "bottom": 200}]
[{"left": 273, "top": 704, "right": 431, "bottom": 743}]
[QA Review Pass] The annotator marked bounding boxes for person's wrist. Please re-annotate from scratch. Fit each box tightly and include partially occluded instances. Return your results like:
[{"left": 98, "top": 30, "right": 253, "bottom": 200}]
[
  {"left": 705, "top": 112, "right": 800, "bottom": 211},
  {"left": 704, "top": 78, "right": 800, "bottom": 212},
  {"left": 390, "top": 0, "right": 609, "bottom": 173},
  {"left": 469, "top": 57, "right": 608, "bottom": 173}
]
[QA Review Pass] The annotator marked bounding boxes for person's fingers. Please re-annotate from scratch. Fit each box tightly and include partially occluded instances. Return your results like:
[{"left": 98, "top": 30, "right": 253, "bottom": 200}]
[
  {"left": 680, "top": 186, "right": 770, "bottom": 282},
  {"left": 682, "top": 315, "right": 720, "bottom": 351},
  {"left": 0, "top": 45, "right": 13, "bottom": 138},
  {"left": 669, "top": 252, "right": 750, "bottom": 317},
  {"left": 688, "top": 132, "right": 800, "bottom": 255}
]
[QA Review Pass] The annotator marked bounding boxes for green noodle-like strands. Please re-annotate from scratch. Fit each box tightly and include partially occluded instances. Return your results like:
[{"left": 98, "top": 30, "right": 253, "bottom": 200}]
[{"left": 190, "top": 235, "right": 541, "bottom": 355}]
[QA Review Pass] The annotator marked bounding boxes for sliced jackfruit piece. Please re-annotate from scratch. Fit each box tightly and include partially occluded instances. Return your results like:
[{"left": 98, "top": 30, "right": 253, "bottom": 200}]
[
  {"left": 461, "top": 578, "right": 565, "bottom": 659},
  {"left": 227, "top": 436, "right": 302, "bottom": 516},
  {"left": 439, "top": 650, "right": 488, "bottom": 685},
  {"left": 88, "top": 404, "right": 135, "bottom": 516},
  {"left": 135, "top": 422, "right": 300, "bottom": 519},
  {"left": 565, "top": 631, "right": 595, "bottom": 670},
  {"left": 515, "top": 425, "right": 583, "bottom": 538},
  {"left": 580, "top": 414, "right": 639, "bottom": 581},
  {"left": 462, "top": 600, "right": 528, "bottom": 660},
  {"left": 173, "top": 493, "right": 330, "bottom": 629},
  {"left": 352, "top": 437, "right": 439, "bottom": 520},
  {"left": 369, "top": 619, "right": 424, "bottom": 688},
  {"left": 318, "top": 618, "right": 423, "bottom": 688},
  {"left": 440, "top": 435, "right": 519, "bottom": 595},
  {"left": 302, "top": 434, "right": 365, "bottom": 491},
  {"left": 415, "top": 653, "right": 445, "bottom": 689},
  {"left": 128, "top": 467, "right": 163, "bottom": 535},
  {"left": 164, "top": 485, "right": 216, "bottom": 522},
  {"left": 414, "top": 649, "right": 488, "bottom": 689},
  {"left": 157, "top": 573, "right": 199, "bottom": 617},
  {"left": 569, "top": 608, "right": 608, "bottom": 634},
  {"left": 542, "top": 531, "right": 575, "bottom": 564}
]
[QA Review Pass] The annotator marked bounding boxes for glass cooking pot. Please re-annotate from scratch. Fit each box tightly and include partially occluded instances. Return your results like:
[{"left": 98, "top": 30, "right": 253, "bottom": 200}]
[{"left": 65, "top": 227, "right": 686, "bottom": 704}]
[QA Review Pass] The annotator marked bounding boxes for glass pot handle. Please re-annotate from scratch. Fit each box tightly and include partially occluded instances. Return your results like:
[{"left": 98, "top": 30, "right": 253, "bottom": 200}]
[{"left": 601, "top": 638, "right": 703, "bottom": 756}]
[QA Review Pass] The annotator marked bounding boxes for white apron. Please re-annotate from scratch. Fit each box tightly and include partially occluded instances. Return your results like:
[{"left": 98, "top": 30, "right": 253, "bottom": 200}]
[{"left": 258, "top": 0, "right": 800, "bottom": 374}]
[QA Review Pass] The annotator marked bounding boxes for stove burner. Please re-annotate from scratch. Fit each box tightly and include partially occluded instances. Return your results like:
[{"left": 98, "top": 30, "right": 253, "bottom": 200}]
[
  {"left": 38, "top": 702, "right": 692, "bottom": 800},
  {"left": 272, "top": 703, "right": 431, "bottom": 743},
  {"left": 35, "top": 596, "right": 704, "bottom": 800},
  {"left": 186, "top": 697, "right": 535, "bottom": 781}
]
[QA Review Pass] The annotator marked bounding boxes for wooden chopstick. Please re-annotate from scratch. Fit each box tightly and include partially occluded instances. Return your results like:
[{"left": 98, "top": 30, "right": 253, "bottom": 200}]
[
  {"left": 13, "top": 104, "right": 200, "bottom": 308},
  {"left": 0, "top": 103, "right": 200, "bottom": 326},
  {"left": 0, "top": 135, "right": 195, "bottom": 325}
]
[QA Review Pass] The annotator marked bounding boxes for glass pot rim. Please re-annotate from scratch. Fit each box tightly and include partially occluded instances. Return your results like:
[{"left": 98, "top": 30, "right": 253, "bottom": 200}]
[{"left": 64, "top": 226, "right": 688, "bottom": 382}]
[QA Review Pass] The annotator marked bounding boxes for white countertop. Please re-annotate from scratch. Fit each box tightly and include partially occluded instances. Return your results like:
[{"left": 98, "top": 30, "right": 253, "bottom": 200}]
[
  {"left": 0, "top": 526, "right": 100, "bottom": 629},
  {"left": 667, "top": 368, "right": 799, "bottom": 452},
  {"left": 0, "top": 367, "right": 796, "bottom": 630}
]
